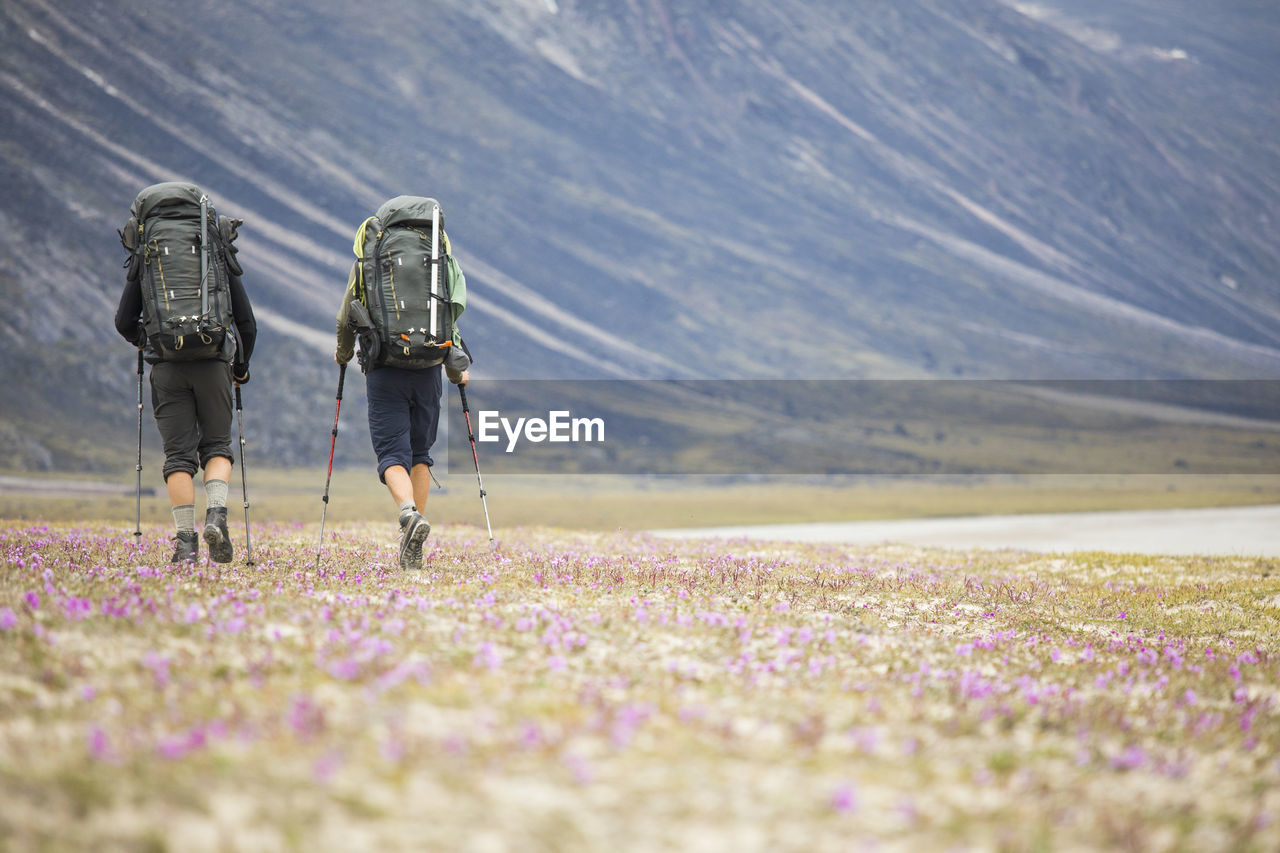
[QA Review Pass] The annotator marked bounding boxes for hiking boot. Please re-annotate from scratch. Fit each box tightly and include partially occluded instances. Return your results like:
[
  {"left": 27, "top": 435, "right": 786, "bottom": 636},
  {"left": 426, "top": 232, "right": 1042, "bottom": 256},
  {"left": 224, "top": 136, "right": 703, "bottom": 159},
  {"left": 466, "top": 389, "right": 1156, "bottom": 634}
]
[
  {"left": 398, "top": 512, "right": 431, "bottom": 571},
  {"left": 202, "top": 507, "right": 234, "bottom": 564},
  {"left": 169, "top": 530, "right": 199, "bottom": 565}
]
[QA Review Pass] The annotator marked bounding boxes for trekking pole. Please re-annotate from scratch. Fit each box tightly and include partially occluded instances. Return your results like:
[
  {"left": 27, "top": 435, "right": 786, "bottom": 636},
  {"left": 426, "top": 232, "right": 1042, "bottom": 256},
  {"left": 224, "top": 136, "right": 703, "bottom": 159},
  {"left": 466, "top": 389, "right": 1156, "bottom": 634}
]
[
  {"left": 134, "top": 348, "right": 144, "bottom": 538},
  {"left": 457, "top": 384, "right": 495, "bottom": 549},
  {"left": 235, "top": 384, "right": 253, "bottom": 565},
  {"left": 315, "top": 363, "right": 346, "bottom": 569}
]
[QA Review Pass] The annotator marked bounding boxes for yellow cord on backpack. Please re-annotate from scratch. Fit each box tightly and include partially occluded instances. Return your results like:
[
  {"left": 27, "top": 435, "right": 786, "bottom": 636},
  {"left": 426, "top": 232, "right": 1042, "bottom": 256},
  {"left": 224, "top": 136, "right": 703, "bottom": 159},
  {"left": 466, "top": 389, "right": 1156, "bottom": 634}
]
[
  {"left": 351, "top": 217, "right": 378, "bottom": 307},
  {"left": 352, "top": 216, "right": 377, "bottom": 259},
  {"left": 153, "top": 246, "right": 171, "bottom": 313},
  {"left": 387, "top": 262, "right": 401, "bottom": 321}
]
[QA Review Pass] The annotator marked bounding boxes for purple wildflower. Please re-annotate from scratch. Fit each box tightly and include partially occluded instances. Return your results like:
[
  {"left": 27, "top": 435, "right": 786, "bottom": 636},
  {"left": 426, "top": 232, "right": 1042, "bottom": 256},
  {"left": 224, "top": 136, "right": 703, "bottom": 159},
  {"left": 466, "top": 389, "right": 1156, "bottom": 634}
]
[{"left": 830, "top": 781, "right": 858, "bottom": 813}]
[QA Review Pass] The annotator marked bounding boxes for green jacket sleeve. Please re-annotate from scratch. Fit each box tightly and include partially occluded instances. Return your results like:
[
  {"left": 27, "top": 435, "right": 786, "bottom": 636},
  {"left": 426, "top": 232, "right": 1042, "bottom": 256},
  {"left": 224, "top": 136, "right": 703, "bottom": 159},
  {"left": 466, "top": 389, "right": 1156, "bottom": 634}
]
[
  {"left": 335, "top": 263, "right": 358, "bottom": 365},
  {"left": 444, "top": 253, "right": 470, "bottom": 381}
]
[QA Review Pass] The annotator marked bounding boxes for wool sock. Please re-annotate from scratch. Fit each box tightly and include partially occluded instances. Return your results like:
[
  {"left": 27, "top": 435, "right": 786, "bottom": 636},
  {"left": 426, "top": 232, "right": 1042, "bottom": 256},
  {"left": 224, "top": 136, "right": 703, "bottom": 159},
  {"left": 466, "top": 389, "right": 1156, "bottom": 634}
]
[
  {"left": 204, "top": 479, "right": 229, "bottom": 509},
  {"left": 399, "top": 500, "right": 416, "bottom": 522},
  {"left": 172, "top": 504, "right": 196, "bottom": 534}
]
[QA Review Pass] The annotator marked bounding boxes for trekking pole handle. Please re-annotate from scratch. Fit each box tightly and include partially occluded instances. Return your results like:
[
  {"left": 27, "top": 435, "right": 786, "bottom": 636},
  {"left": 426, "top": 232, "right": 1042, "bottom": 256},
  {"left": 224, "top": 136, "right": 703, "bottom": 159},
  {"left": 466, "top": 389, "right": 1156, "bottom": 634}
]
[
  {"left": 136, "top": 350, "right": 145, "bottom": 412},
  {"left": 331, "top": 363, "right": 347, "bottom": 440},
  {"left": 235, "top": 386, "right": 246, "bottom": 452},
  {"left": 458, "top": 385, "right": 478, "bottom": 441}
]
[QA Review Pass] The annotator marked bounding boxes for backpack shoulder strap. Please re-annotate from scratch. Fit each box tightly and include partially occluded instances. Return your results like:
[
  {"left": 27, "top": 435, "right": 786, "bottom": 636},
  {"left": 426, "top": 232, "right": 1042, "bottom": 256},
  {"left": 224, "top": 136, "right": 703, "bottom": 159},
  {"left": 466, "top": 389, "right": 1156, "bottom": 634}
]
[
  {"left": 216, "top": 216, "right": 245, "bottom": 277},
  {"left": 118, "top": 217, "right": 142, "bottom": 276}
]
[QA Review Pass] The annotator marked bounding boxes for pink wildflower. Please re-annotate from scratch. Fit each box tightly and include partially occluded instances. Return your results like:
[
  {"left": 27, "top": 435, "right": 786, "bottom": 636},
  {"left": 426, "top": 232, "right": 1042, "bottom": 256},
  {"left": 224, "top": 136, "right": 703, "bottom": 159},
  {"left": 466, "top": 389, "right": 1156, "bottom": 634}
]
[{"left": 830, "top": 781, "right": 858, "bottom": 813}]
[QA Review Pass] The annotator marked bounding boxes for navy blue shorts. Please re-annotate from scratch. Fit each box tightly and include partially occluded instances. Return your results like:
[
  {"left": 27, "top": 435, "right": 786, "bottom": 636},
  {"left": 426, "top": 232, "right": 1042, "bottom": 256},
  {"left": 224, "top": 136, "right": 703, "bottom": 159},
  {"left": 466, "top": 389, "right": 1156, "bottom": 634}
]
[{"left": 366, "top": 365, "right": 442, "bottom": 482}]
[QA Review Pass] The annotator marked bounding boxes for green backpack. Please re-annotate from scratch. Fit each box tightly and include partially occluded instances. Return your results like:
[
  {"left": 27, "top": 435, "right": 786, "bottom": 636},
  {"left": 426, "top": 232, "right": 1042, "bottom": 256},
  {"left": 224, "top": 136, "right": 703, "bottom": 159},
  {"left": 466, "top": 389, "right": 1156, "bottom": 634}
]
[
  {"left": 120, "top": 182, "right": 242, "bottom": 362},
  {"left": 351, "top": 196, "right": 466, "bottom": 371}
]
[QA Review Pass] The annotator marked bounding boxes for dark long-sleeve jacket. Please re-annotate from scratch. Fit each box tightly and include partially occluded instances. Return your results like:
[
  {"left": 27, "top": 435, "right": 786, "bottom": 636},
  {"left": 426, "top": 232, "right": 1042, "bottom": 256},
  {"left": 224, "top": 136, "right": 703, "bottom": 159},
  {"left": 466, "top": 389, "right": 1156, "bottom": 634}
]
[{"left": 114, "top": 271, "right": 257, "bottom": 369}]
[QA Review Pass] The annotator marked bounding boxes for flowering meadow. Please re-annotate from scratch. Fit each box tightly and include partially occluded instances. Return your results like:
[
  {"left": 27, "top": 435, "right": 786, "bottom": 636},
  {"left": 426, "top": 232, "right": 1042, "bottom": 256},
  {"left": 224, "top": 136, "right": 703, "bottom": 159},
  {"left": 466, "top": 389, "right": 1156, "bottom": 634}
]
[{"left": 1, "top": 520, "right": 1277, "bottom": 851}]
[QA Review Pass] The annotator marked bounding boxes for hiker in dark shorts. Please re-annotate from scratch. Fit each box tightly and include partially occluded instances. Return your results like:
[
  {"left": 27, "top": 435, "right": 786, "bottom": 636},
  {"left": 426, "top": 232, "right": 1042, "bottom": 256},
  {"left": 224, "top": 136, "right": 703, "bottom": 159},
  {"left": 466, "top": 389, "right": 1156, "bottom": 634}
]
[
  {"left": 114, "top": 182, "right": 257, "bottom": 565},
  {"left": 334, "top": 196, "right": 471, "bottom": 571}
]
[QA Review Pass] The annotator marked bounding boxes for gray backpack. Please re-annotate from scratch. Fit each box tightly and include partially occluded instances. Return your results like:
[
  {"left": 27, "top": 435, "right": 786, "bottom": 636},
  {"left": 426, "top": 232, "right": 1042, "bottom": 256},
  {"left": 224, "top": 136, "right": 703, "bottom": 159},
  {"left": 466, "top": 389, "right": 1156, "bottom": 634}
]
[
  {"left": 120, "top": 182, "right": 241, "bottom": 362},
  {"left": 351, "top": 196, "right": 462, "bottom": 371}
]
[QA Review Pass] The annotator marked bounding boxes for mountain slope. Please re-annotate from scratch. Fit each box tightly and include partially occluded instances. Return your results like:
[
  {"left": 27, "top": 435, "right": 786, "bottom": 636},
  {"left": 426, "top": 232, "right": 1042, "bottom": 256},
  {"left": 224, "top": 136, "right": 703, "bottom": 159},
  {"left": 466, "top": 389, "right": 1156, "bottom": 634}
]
[{"left": 1, "top": 0, "right": 1277, "bottom": 470}]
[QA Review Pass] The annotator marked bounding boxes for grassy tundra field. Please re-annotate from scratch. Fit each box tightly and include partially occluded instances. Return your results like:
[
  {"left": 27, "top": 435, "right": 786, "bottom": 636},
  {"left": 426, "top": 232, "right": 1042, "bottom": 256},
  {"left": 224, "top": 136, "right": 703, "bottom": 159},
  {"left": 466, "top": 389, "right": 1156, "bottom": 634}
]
[{"left": 1, "top": 508, "right": 1278, "bottom": 850}]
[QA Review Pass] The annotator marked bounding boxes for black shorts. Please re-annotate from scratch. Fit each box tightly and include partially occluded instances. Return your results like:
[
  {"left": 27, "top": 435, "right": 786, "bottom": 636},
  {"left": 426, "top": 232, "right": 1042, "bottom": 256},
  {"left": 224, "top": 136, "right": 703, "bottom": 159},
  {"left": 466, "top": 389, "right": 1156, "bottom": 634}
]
[
  {"left": 366, "top": 364, "right": 442, "bottom": 482},
  {"left": 150, "top": 360, "right": 234, "bottom": 481}
]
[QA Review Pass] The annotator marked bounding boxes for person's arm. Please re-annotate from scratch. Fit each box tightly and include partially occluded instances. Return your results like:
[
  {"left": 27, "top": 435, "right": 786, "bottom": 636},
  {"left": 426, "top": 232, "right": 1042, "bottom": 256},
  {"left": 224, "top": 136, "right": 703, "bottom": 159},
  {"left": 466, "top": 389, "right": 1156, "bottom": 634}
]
[
  {"left": 229, "top": 272, "right": 256, "bottom": 361},
  {"left": 444, "top": 343, "right": 471, "bottom": 385},
  {"left": 228, "top": 272, "right": 256, "bottom": 382},
  {"left": 114, "top": 275, "right": 145, "bottom": 345},
  {"left": 335, "top": 263, "right": 358, "bottom": 365},
  {"left": 443, "top": 250, "right": 469, "bottom": 384}
]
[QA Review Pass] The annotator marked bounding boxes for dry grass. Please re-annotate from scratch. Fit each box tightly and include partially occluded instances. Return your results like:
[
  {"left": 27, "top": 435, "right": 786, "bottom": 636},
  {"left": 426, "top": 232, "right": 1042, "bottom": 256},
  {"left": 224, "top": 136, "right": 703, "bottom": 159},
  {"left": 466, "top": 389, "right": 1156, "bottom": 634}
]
[{"left": 3, "top": 470, "right": 1280, "bottom": 531}]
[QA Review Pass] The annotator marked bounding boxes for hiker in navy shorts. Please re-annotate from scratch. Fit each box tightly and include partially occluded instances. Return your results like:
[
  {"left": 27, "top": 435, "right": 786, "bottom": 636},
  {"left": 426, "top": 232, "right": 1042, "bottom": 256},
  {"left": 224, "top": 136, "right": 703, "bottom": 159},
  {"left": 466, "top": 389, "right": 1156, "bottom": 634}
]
[{"left": 334, "top": 196, "right": 471, "bottom": 570}]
